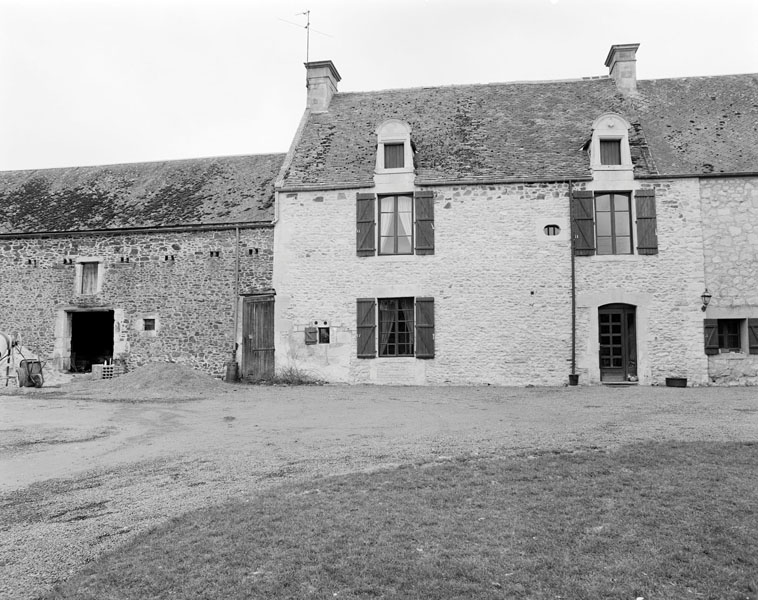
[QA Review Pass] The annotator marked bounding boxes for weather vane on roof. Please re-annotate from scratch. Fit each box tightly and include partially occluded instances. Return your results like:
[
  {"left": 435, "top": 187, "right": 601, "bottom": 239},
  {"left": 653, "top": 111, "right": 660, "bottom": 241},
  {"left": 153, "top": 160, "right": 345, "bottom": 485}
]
[{"left": 278, "top": 9, "right": 333, "bottom": 64}]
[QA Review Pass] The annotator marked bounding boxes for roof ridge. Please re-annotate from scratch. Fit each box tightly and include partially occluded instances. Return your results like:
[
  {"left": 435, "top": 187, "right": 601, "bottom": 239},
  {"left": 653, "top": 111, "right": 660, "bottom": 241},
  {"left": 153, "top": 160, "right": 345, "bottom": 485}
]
[{"left": 1, "top": 152, "right": 287, "bottom": 175}]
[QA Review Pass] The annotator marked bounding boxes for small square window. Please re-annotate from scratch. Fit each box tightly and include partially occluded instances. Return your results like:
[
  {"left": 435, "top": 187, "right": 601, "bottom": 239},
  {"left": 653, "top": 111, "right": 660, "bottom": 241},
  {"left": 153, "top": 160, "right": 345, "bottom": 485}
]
[
  {"left": 599, "top": 140, "right": 622, "bottom": 165},
  {"left": 144, "top": 318, "right": 156, "bottom": 331},
  {"left": 318, "top": 327, "right": 330, "bottom": 344},
  {"left": 384, "top": 143, "right": 404, "bottom": 169}
]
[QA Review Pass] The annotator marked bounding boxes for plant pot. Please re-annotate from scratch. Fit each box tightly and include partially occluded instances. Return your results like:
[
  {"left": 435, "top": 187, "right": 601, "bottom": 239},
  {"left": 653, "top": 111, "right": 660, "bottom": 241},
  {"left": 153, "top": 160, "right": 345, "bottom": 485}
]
[
  {"left": 568, "top": 374, "right": 579, "bottom": 386},
  {"left": 665, "top": 377, "right": 687, "bottom": 388}
]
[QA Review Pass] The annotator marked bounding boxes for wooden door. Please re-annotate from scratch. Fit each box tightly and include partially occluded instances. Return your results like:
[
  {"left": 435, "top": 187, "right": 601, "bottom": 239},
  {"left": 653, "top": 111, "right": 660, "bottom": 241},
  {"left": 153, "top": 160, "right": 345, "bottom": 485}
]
[
  {"left": 241, "top": 295, "right": 275, "bottom": 380},
  {"left": 598, "top": 304, "right": 637, "bottom": 383}
]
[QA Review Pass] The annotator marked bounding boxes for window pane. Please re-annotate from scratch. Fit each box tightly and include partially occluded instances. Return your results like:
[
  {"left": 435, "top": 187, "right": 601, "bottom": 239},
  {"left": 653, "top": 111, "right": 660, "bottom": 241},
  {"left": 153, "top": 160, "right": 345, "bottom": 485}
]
[
  {"left": 81, "top": 262, "right": 98, "bottom": 295},
  {"left": 596, "top": 212, "right": 612, "bottom": 236},
  {"left": 600, "top": 140, "right": 621, "bottom": 165},
  {"left": 380, "top": 237, "right": 395, "bottom": 254},
  {"left": 614, "top": 211, "right": 630, "bottom": 236},
  {"left": 615, "top": 236, "right": 631, "bottom": 254},
  {"left": 596, "top": 194, "right": 611, "bottom": 212},
  {"left": 613, "top": 194, "right": 629, "bottom": 211},
  {"left": 397, "top": 236, "right": 412, "bottom": 254},
  {"left": 384, "top": 144, "right": 404, "bottom": 169},
  {"left": 597, "top": 237, "right": 613, "bottom": 255}
]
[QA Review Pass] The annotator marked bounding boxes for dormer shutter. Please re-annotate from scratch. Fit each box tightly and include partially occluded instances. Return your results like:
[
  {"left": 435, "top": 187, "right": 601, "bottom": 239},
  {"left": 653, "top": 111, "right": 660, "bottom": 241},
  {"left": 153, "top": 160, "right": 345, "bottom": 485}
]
[
  {"left": 414, "top": 191, "right": 435, "bottom": 255},
  {"left": 704, "top": 319, "right": 719, "bottom": 355},
  {"left": 356, "top": 193, "right": 376, "bottom": 256},
  {"left": 571, "top": 190, "right": 595, "bottom": 256},
  {"left": 635, "top": 189, "right": 658, "bottom": 255}
]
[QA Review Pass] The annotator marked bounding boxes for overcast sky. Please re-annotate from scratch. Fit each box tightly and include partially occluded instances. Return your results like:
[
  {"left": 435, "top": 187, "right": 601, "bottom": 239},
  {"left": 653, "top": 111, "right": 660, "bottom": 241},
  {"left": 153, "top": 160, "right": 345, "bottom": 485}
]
[{"left": 1, "top": 0, "right": 756, "bottom": 172}]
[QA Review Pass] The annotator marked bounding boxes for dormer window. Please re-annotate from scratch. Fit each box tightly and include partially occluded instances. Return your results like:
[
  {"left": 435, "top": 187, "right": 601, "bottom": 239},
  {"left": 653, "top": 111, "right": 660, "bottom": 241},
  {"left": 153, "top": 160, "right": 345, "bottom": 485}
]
[
  {"left": 375, "top": 120, "right": 413, "bottom": 174},
  {"left": 599, "top": 139, "right": 622, "bottom": 165},
  {"left": 589, "top": 114, "right": 632, "bottom": 170},
  {"left": 384, "top": 143, "right": 405, "bottom": 169}
]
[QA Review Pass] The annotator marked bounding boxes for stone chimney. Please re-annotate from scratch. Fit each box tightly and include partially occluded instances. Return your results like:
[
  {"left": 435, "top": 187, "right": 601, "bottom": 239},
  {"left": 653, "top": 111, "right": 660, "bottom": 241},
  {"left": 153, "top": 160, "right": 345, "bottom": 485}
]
[
  {"left": 305, "top": 60, "right": 341, "bottom": 112},
  {"left": 605, "top": 43, "right": 640, "bottom": 94}
]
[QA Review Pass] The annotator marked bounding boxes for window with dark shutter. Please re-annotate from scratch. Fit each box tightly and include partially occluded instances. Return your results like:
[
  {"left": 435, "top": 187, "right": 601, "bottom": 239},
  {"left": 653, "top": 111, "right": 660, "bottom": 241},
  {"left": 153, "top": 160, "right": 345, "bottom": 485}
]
[
  {"left": 415, "top": 297, "right": 435, "bottom": 359},
  {"left": 748, "top": 319, "right": 758, "bottom": 355},
  {"left": 356, "top": 193, "right": 376, "bottom": 257},
  {"left": 704, "top": 319, "right": 719, "bottom": 355},
  {"left": 571, "top": 190, "right": 595, "bottom": 256},
  {"left": 414, "top": 191, "right": 434, "bottom": 255},
  {"left": 356, "top": 298, "right": 377, "bottom": 358},
  {"left": 635, "top": 189, "right": 658, "bottom": 255}
]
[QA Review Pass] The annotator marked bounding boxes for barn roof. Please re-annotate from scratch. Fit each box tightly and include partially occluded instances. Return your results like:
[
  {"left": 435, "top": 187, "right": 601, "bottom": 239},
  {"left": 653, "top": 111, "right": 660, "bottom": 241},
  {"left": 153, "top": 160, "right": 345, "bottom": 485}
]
[
  {"left": 0, "top": 153, "right": 284, "bottom": 234},
  {"left": 279, "top": 73, "right": 758, "bottom": 189}
]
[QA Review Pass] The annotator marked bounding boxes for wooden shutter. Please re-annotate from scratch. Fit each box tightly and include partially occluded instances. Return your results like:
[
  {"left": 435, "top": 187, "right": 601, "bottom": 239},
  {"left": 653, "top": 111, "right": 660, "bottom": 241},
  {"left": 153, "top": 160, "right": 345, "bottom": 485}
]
[
  {"left": 304, "top": 327, "right": 317, "bottom": 345},
  {"left": 356, "top": 193, "right": 376, "bottom": 256},
  {"left": 704, "top": 319, "right": 719, "bottom": 355},
  {"left": 635, "top": 189, "right": 658, "bottom": 255},
  {"left": 571, "top": 190, "right": 595, "bottom": 256},
  {"left": 748, "top": 319, "right": 758, "bottom": 355},
  {"left": 414, "top": 191, "right": 435, "bottom": 255},
  {"left": 415, "top": 297, "right": 435, "bottom": 359},
  {"left": 357, "top": 298, "right": 376, "bottom": 358}
]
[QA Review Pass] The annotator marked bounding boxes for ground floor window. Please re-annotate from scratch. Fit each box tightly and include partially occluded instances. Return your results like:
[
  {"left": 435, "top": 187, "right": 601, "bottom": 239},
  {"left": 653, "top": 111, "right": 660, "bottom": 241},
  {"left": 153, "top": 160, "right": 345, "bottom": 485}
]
[
  {"left": 718, "top": 320, "right": 741, "bottom": 352},
  {"left": 357, "top": 297, "right": 434, "bottom": 359},
  {"left": 379, "top": 298, "right": 414, "bottom": 357}
]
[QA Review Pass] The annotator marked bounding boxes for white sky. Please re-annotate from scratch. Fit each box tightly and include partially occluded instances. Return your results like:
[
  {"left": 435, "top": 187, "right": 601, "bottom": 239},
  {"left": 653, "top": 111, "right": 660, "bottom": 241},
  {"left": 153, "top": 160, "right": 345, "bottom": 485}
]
[{"left": 1, "top": 0, "right": 756, "bottom": 171}]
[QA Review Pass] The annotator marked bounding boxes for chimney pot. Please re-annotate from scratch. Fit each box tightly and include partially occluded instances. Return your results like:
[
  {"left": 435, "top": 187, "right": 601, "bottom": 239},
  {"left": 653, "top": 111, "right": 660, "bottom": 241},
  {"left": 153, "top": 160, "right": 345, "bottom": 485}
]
[
  {"left": 305, "top": 60, "right": 341, "bottom": 112},
  {"left": 605, "top": 43, "right": 640, "bottom": 94}
]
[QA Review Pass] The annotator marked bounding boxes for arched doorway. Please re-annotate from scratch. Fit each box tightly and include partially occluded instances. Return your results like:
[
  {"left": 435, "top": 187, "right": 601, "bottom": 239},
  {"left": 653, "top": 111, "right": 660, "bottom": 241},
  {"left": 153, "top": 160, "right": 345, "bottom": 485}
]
[{"left": 598, "top": 303, "right": 637, "bottom": 383}]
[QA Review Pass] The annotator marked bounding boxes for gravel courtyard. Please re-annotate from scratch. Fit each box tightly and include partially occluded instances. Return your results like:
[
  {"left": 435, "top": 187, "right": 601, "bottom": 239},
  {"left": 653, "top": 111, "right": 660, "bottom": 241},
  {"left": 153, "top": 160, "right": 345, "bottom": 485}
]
[{"left": 1, "top": 366, "right": 757, "bottom": 599}]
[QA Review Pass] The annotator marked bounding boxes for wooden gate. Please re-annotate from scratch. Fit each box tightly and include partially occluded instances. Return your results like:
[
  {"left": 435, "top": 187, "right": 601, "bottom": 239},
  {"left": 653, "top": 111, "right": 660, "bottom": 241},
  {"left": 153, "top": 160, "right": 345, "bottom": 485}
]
[{"left": 241, "top": 295, "right": 275, "bottom": 380}]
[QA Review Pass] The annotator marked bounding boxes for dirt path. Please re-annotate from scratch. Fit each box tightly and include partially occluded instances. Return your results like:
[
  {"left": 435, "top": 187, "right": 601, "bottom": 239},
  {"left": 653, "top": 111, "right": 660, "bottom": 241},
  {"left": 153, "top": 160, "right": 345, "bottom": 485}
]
[{"left": 1, "top": 380, "right": 757, "bottom": 599}]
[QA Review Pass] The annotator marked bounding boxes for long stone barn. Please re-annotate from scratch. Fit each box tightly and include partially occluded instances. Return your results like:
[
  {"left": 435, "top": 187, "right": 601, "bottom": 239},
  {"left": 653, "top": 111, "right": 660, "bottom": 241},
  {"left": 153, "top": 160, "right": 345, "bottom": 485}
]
[{"left": 0, "top": 155, "right": 283, "bottom": 378}]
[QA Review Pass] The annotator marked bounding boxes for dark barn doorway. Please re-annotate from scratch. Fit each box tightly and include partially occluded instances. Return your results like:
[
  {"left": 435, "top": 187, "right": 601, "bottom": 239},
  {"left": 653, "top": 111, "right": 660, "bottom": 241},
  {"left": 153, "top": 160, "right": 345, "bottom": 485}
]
[{"left": 70, "top": 310, "right": 114, "bottom": 372}]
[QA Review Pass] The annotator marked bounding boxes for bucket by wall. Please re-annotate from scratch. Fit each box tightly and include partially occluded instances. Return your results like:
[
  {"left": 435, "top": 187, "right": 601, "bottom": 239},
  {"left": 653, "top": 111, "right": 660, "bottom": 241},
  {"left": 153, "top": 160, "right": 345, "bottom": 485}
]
[
  {"left": 568, "top": 374, "right": 579, "bottom": 386},
  {"left": 225, "top": 361, "right": 239, "bottom": 383}
]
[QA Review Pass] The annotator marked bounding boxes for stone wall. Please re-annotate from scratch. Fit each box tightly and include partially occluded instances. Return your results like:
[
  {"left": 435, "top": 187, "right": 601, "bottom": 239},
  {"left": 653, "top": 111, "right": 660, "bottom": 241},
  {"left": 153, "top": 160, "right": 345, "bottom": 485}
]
[
  {"left": 701, "top": 176, "right": 758, "bottom": 384},
  {"left": 274, "top": 183, "right": 574, "bottom": 385},
  {"left": 575, "top": 178, "right": 709, "bottom": 385},
  {"left": 275, "top": 177, "right": 713, "bottom": 386},
  {"left": 0, "top": 227, "right": 273, "bottom": 376}
]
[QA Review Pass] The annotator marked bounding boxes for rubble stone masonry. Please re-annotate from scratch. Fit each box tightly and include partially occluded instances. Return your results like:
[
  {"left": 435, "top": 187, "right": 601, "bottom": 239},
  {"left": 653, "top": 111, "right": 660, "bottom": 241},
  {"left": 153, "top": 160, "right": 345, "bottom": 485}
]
[
  {"left": 700, "top": 176, "right": 758, "bottom": 384},
  {"left": 0, "top": 227, "right": 272, "bottom": 375}
]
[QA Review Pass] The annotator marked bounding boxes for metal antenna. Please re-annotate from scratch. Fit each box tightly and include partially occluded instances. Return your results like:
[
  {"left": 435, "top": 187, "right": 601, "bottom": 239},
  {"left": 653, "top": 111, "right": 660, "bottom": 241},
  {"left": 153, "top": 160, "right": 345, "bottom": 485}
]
[
  {"left": 278, "top": 9, "right": 333, "bottom": 64},
  {"left": 300, "top": 10, "right": 310, "bottom": 63}
]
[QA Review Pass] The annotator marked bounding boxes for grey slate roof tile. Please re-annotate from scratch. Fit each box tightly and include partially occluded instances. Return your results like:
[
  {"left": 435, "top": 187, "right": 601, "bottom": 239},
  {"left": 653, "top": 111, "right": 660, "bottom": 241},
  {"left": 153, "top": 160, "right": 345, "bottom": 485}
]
[
  {"left": 0, "top": 154, "right": 284, "bottom": 234},
  {"left": 281, "top": 73, "right": 758, "bottom": 188}
]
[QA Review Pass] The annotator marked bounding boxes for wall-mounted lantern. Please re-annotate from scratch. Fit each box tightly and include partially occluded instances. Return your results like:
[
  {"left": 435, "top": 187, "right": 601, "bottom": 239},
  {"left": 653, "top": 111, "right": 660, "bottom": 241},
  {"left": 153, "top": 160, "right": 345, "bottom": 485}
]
[{"left": 701, "top": 288, "right": 712, "bottom": 312}]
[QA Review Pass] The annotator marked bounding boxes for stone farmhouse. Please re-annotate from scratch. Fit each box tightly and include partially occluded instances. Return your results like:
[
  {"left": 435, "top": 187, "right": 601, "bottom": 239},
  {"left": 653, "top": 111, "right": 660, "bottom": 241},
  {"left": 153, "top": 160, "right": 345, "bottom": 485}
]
[
  {"left": 1, "top": 43, "right": 757, "bottom": 385},
  {"left": 273, "top": 44, "right": 758, "bottom": 386}
]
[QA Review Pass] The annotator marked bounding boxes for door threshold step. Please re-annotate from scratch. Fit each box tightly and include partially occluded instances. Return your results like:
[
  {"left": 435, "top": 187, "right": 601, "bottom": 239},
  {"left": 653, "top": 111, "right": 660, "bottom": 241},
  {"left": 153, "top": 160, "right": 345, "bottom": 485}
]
[{"left": 601, "top": 381, "right": 639, "bottom": 386}]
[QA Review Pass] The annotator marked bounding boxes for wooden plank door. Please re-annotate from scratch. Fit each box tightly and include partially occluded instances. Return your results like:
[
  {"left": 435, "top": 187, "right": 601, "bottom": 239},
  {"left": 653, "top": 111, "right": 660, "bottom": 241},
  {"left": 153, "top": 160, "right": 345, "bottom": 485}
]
[
  {"left": 241, "top": 295, "right": 275, "bottom": 380},
  {"left": 598, "top": 304, "right": 637, "bottom": 383}
]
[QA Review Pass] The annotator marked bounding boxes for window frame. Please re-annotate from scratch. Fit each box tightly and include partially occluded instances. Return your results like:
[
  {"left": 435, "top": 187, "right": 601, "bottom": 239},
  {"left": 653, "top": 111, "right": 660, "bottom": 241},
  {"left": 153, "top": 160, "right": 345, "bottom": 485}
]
[
  {"left": 599, "top": 139, "right": 622, "bottom": 166},
  {"left": 717, "top": 319, "right": 742, "bottom": 353},
  {"left": 378, "top": 297, "right": 415, "bottom": 357},
  {"left": 594, "top": 192, "right": 633, "bottom": 255},
  {"left": 75, "top": 257, "right": 103, "bottom": 296},
  {"left": 383, "top": 143, "right": 405, "bottom": 169},
  {"left": 378, "top": 194, "right": 414, "bottom": 256}
]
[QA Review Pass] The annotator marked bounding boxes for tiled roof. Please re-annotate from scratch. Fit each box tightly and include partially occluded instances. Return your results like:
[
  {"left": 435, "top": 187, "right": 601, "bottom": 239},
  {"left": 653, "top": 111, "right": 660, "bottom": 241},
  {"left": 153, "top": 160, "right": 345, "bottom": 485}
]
[
  {"left": 0, "top": 154, "right": 284, "bottom": 234},
  {"left": 280, "top": 73, "right": 758, "bottom": 188}
]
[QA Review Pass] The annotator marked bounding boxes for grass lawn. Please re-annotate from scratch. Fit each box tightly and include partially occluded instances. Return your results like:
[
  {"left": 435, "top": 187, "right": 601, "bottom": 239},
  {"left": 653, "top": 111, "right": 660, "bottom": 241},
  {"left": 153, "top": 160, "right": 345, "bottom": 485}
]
[{"left": 46, "top": 442, "right": 758, "bottom": 600}]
